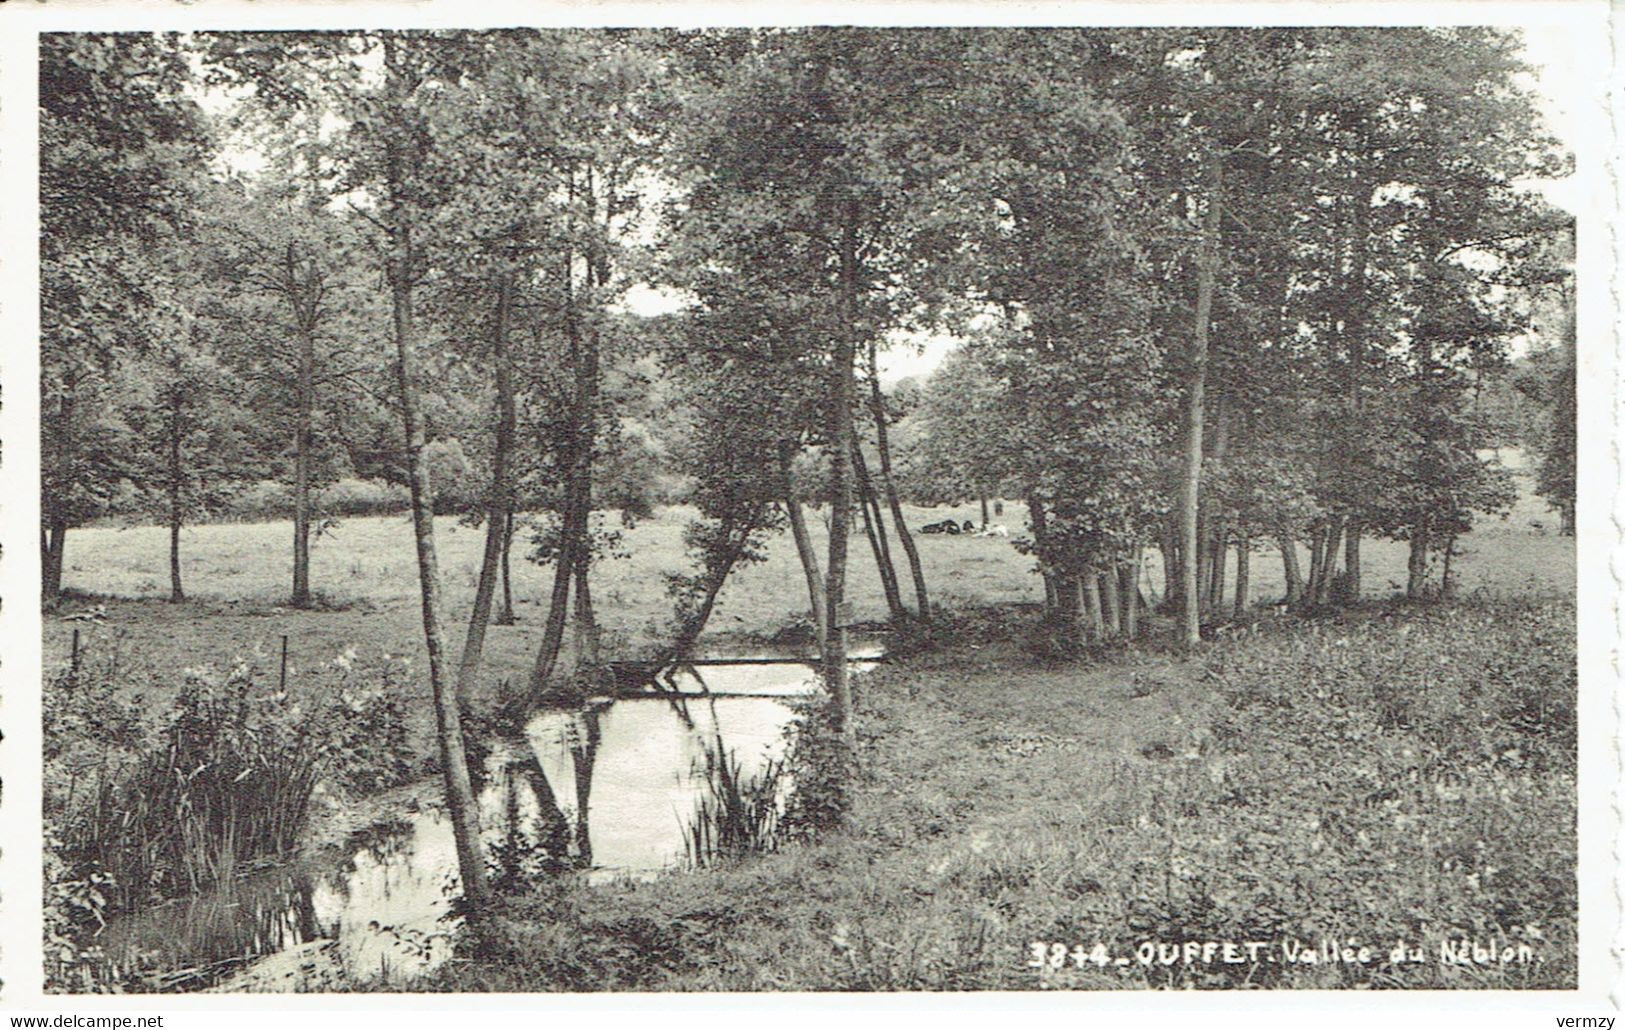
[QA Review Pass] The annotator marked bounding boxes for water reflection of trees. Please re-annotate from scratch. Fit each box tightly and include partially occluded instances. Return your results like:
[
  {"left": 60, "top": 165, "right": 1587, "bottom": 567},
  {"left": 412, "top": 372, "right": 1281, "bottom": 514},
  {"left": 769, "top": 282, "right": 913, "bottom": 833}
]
[
  {"left": 483, "top": 722, "right": 594, "bottom": 889},
  {"left": 96, "top": 867, "right": 320, "bottom": 990}
]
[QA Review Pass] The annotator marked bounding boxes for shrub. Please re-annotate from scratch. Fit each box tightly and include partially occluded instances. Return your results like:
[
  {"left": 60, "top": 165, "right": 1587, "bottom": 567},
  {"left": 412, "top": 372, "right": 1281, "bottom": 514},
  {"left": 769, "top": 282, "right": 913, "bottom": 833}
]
[
  {"left": 319, "top": 478, "right": 410, "bottom": 518},
  {"left": 227, "top": 479, "right": 294, "bottom": 522}
]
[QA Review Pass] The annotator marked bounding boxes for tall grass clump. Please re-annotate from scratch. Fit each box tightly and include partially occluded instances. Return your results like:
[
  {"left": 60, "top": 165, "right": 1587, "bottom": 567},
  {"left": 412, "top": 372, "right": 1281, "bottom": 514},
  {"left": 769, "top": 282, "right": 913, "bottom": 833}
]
[
  {"left": 75, "top": 666, "right": 322, "bottom": 909},
  {"left": 45, "top": 642, "right": 418, "bottom": 990},
  {"left": 683, "top": 733, "right": 788, "bottom": 868}
]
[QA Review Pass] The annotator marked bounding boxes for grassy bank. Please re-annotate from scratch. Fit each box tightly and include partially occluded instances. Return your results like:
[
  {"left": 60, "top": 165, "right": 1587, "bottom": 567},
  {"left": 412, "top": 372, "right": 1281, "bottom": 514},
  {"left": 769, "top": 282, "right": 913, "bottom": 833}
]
[{"left": 426, "top": 598, "right": 1576, "bottom": 991}]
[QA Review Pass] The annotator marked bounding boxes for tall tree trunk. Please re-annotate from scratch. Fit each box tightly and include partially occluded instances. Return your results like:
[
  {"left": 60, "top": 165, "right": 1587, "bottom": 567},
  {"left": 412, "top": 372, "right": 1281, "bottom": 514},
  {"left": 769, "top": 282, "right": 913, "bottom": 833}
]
[
  {"left": 1179, "top": 154, "right": 1222, "bottom": 645},
  {"left": 780, "top": 444, "right": 828, "bottom": 653},
  {"left": 823, "top": 199, "right": 859, "bottom": 735},
  {"left": 497, "top": 509, "right": 516, "bottom": 625},
  {"left": 1278, "top": 529, "right": 1303, "bottom": 607},
  {"left": 1406, "top": 527, "right": 1429, "bottom": 599},
  {"left": 381, "top": 37, "right": 490, "bottom": 917},
  {"left": 167, "top": 367, "right": 185, "bottom": 604},
  {"left": 1233, "top": 534, "right": 1250, "bottom": 620},
  {"left": 456, "top": 273, "right": 515, "bottom": 705},
  {"left": 290, "top": 244, "right": 316, "bottom": 610},
  {"left": 1342, "top": 522, "right": 1363, "bottom": 603},
  {"left": 851, "top": 441, "right": 904, "bottom": 620},
  {"left": 979, "top": 490, "right": 989, "bottom": 529},
  {"left": 570, "top": 300, "right": 602, "bottom": 674},
  {"left": 866, "top": 354, "right": 929, "bottom": 621}
]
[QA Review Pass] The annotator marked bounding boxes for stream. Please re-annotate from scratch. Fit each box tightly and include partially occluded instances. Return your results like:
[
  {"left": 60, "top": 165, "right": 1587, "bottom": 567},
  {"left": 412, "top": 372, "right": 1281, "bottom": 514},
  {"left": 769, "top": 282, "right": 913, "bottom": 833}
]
[{"left": 95, "top": 650, "right": 879, "bottom": 991}]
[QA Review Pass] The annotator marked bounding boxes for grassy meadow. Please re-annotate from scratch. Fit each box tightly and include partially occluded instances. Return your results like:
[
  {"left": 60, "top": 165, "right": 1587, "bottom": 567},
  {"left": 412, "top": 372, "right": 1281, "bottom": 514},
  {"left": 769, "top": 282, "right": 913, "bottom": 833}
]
[{"left": 50, "top": 448, "right": 1570, "bottom": 706}]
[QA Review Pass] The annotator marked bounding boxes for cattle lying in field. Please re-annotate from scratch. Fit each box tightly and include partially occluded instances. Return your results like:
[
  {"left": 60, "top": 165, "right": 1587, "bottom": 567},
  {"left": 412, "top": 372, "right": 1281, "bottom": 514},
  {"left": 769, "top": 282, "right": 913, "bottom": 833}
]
[
  {"left": 978, "top": 524, "right": 1009, "bottom": 538},
  {"left": 920, "top": 518, "right": 962, "bottom": 535}
]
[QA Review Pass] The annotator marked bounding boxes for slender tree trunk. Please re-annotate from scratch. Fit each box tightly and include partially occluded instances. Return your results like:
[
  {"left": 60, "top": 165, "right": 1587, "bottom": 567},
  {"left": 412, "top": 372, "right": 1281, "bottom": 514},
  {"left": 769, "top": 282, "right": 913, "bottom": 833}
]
[
  {"left": 823, "top": 199, "right": 859, "bottom": 735},
  {"left": 1080, "top": 573, "right": 1104, "bottom": 643},
  {"left": 1407, "top": 527, "right": 1429, "bottom": 599},
  {"left": 781, "top": 445, "right": 828, "bottom": 653},
  {"left": 866, "top": 355, "right": 928, "bottom": 621},
  {"left": 1440, "top": 533, "right": 1459, "bottom": 599},
  {"left": 1233, "top": 534, "right": 1250, "bottom": 620},
  {"left": 851, "top": 441, "right": 904, "bottom": 620},
  {"left": 571, "top": 307, "right": 602, "bottom": 674},
  {"left": 572, "top": 553, "right": 599, "bottom": 672},
  {"left": 1342, "top": 522, "right": 1363, "bottom": 604},
  {"left": 663, "top": 516, "right": 761, "bottom": 663},
  {"left": 1313, "top": 517, "right": 1345, "bottom": 607},
  {"left": 290, "top": 244, "right": 316, "bottom": 610},
  {"left": 531, "top": 230, "right": 590, "bottom": 695},
  {"left": 1159, "top": 518, "right": 1180, "bottom": 612},
  {"left": 1208, "top": 524, "right": 1227, "bottom": 613},
  {"left": 381, "top": 38, "right": 489, "bottom": 917},
  {"left": 1121, "top": 550, "right": 1141, "bottom": 639},
  {"left": 1278, "top": 530, "right": 1303, "bottom": 607},
  {"left": 43, "top": 520, "right": 67, "bottom": 607},
  {"left": 497, "top": 509, "right": 516, "bottom": 625},
  {"left": 1179, "top": 155, "right": 1222, "bottom": 646},
  {"left": 1099, "top": 567, "right": 1121, "bottom": 638},
  {"left": 979, "top": 490, "right": 989, "bottom": 530},
  {"left": 570, "top": 164, "right": 605, "bottom": 677},
  {"left": 456, "top": 273, "right": 515, "bottom": 705},
  {"left": 1027, "top": 491, "right": 1058, "bottom": 611},
  {"left": 1306, "top": 522, "right": 1326, "bottom": 605},
  {"left": 167, "top": 373, "right": 185, "bottom": 604},
  {"left": 43, "top": 389, "right": 75, "bottom": 608},
  {"left": 531, "top": 506, "right": 576, "bottom": 693}
]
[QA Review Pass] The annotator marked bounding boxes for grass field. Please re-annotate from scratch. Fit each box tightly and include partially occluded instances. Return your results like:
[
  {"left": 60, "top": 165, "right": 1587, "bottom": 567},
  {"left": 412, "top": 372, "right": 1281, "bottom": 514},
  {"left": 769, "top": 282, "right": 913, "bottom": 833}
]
[{"left": 50, "top": 451, "right": 1571, "bottom": 713}]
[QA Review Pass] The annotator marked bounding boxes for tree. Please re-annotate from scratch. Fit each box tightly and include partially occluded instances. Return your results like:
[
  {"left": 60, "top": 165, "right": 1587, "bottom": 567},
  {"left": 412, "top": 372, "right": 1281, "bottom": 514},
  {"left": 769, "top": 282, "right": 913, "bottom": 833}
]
[
  {"left": 201, "top": 180, "right": 382, "bottom": 607},
  {"left": 41, "top": 32, "right": 206, "bottom": 606}
]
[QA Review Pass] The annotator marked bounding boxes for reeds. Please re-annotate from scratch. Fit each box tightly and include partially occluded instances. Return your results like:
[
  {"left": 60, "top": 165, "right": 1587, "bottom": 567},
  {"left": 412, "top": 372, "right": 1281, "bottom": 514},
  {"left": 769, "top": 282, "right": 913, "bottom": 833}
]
[
  {"left": 681, "top": 733, "right": 787, "bottom": 868},
  {"left": 69, "top": 670, "right": 322, "bottom": 911}
]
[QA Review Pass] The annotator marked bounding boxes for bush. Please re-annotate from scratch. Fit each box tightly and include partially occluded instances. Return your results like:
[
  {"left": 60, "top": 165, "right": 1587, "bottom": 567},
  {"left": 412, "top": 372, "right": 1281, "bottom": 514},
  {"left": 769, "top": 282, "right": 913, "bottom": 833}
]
[
  {"left": 1107, "top": 599, "right": 1579, "bottom": 988},
  {"left": 319, "top": 478, "right": 410, "bottom": 518},
  {"left": 226, "top": 479, "right": 294, "bottom": 521}
]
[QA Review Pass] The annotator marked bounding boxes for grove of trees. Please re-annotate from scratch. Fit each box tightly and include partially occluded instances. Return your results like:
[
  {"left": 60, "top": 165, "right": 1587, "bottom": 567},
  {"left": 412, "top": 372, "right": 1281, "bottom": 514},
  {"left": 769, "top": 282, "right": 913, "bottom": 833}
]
[{"left": 43, "top": 27, "right": 1574, "bottom": 919}]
